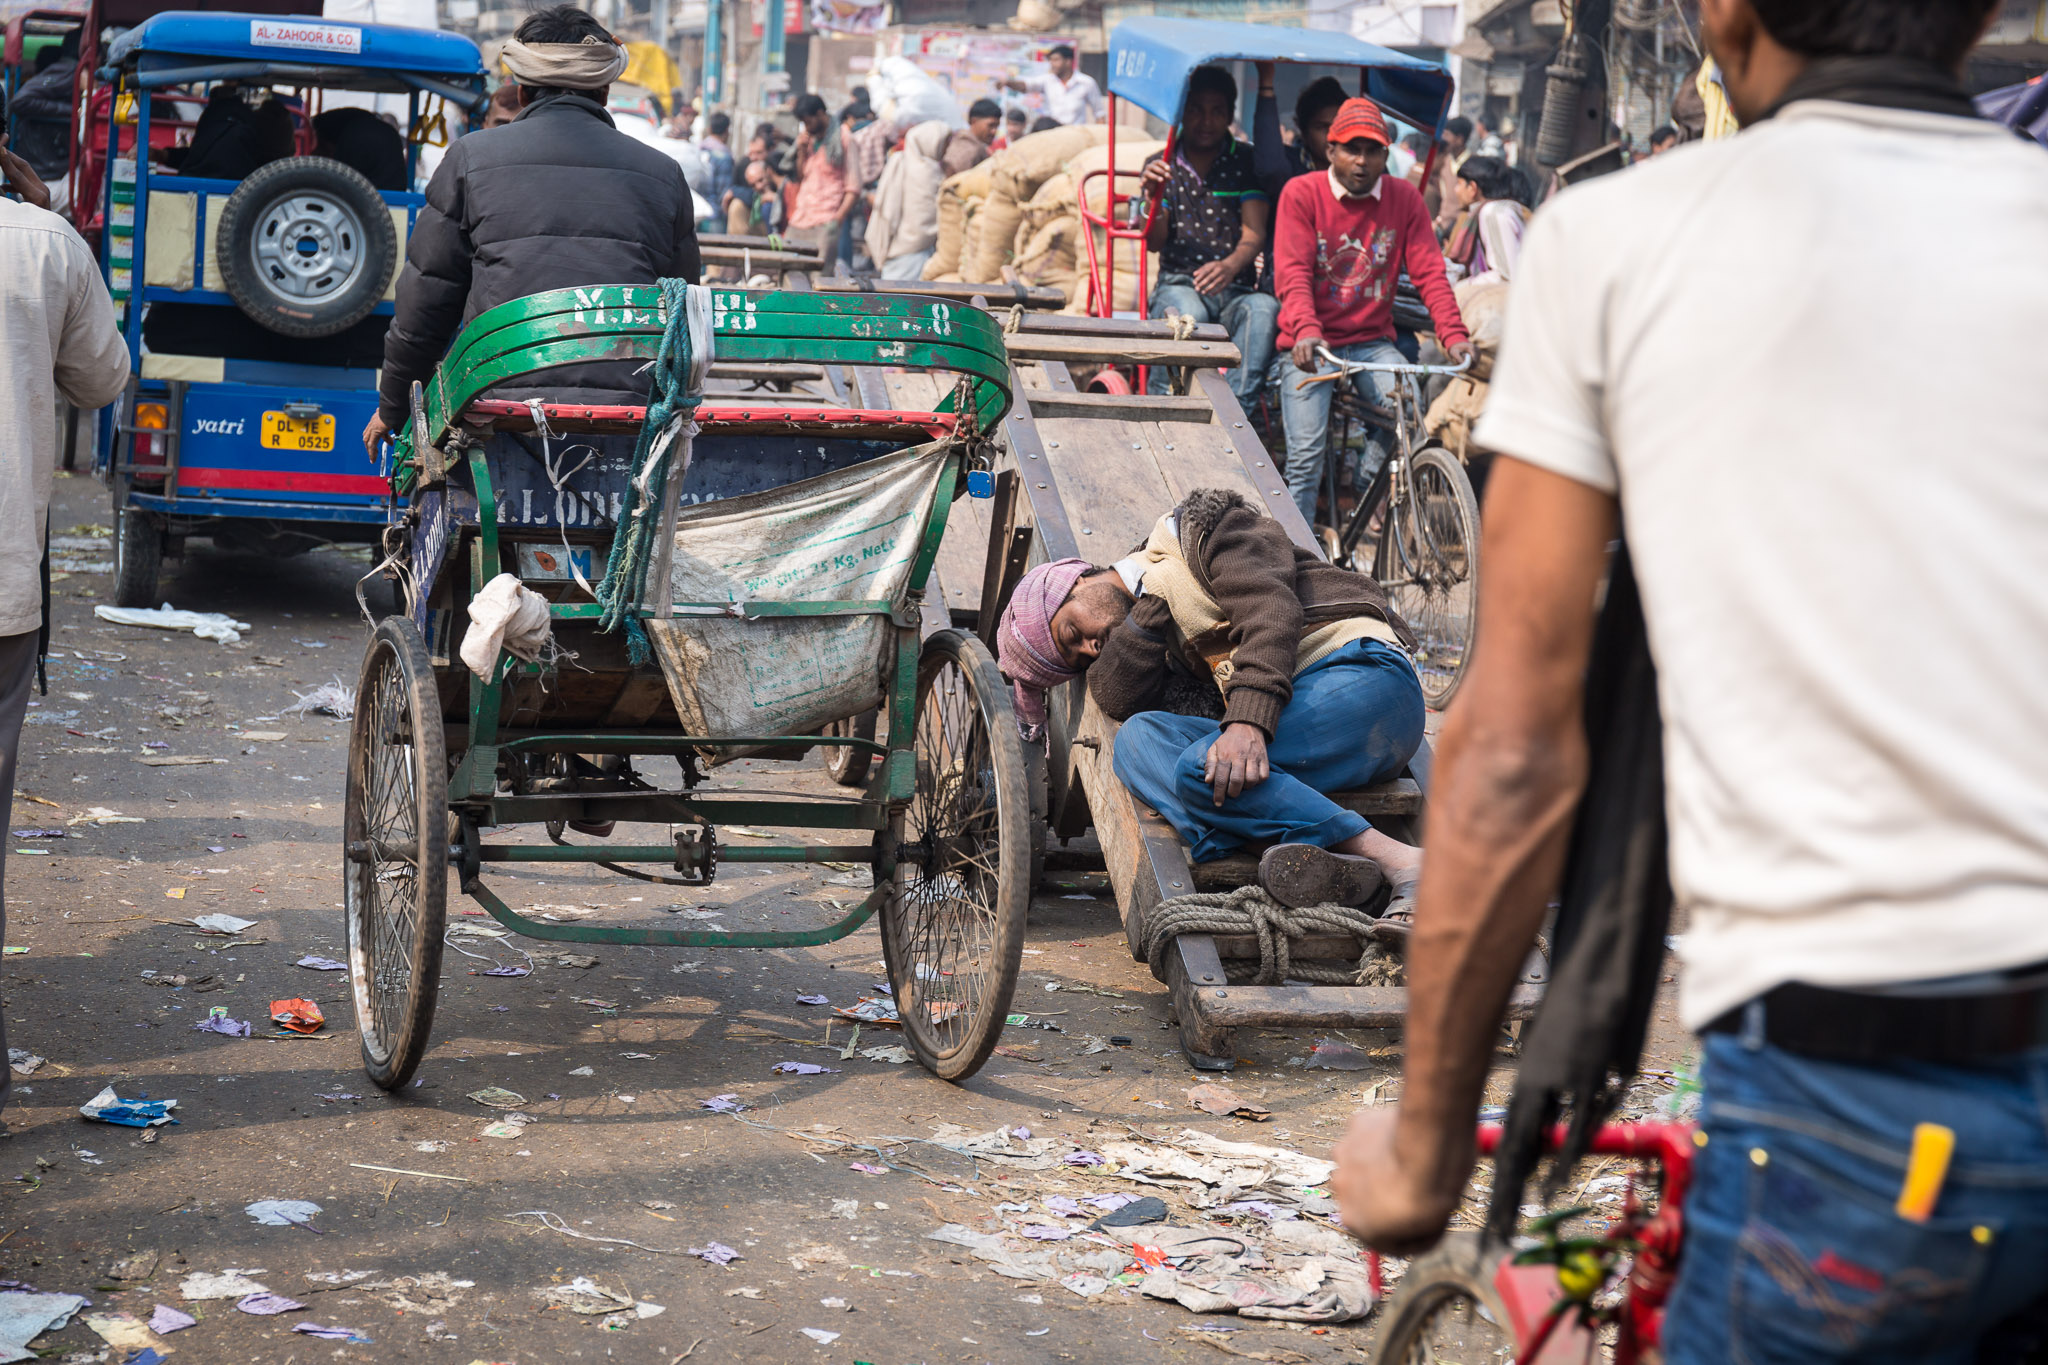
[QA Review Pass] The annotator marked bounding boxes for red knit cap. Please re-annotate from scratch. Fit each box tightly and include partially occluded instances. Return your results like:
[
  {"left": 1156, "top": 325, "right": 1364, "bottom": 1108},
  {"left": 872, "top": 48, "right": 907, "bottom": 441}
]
[{"left": 1328, "top": 97, "right": 1390, "bottom": 148}]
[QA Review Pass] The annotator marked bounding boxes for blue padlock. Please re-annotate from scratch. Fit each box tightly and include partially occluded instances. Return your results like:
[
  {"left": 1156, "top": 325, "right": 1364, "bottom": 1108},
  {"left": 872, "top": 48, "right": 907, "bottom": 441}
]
[{"left": 966, "top": 470, "right": 995, "bottom": 498}]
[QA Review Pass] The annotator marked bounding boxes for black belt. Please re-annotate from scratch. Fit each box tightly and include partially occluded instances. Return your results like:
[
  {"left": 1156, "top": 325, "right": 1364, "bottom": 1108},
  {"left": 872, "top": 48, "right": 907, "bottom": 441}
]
[{"left": 1704, "top": 963, "right": 2048, "bottom": 1064}]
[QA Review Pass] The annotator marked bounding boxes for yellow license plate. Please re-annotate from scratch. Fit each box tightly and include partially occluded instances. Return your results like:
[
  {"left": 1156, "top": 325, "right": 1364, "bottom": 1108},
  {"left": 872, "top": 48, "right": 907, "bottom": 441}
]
[{"left": 260, "top": 411, "right": 335, "bottom": 452}]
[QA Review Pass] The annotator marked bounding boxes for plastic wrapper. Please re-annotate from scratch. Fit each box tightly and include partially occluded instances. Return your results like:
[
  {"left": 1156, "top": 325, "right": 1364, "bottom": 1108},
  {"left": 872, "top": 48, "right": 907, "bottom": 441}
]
[{"left": 270, "top": 998, "right": 325, "bottom": 1034}]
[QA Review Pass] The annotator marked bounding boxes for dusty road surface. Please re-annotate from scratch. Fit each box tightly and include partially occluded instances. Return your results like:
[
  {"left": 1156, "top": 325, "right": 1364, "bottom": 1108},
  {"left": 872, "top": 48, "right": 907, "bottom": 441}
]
[{"left": 2, "top": 471, "right": 1695, "bottom": 1363}]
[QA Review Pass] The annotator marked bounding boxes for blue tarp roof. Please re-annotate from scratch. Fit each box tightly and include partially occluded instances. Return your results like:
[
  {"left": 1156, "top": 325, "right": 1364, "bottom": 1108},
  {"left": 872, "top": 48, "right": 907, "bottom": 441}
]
[
  {"left": 108, "top": 10, "right": 481, "bottom": 78},
  {"left": 1107, "top": 17, "right": 1452, "bottom": 135}
]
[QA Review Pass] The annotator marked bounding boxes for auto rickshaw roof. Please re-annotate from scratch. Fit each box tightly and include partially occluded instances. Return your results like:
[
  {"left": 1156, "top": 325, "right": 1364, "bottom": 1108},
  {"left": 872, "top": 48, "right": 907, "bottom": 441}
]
[
  {"left": 1106, "top": 17, "right": 1453, "bottom": 136},
  {"left": 107, "top": 10, "right": 483, "bottom": 85}
]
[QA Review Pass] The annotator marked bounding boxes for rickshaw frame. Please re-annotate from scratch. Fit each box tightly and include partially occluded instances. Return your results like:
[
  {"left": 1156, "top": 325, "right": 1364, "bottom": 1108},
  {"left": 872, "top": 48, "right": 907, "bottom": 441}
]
[{"left": 1080, "top": 17, "right": 1457, "bottom": 328}]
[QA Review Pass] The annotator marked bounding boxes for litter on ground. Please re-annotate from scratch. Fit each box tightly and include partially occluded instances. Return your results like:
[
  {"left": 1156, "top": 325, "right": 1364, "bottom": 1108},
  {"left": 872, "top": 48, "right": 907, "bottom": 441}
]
[{"left": 80, "top": 1086, "right": 178, "bottom": 1127}]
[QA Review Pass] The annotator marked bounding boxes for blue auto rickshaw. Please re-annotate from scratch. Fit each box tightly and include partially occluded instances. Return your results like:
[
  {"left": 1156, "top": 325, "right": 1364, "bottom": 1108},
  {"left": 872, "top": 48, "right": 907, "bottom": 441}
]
[{"left": 95, "top": 11, "right": 486, "bottom": 605}]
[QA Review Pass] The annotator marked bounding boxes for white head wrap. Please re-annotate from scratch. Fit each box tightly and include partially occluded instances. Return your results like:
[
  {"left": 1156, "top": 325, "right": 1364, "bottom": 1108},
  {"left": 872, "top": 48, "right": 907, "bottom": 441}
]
[{"left": 500, "top": 34, "right": 628, "bottom": 90}]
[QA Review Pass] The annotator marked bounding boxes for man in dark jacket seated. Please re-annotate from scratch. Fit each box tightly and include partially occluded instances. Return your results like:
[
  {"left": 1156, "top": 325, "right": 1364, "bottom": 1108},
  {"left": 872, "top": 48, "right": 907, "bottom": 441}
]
[
  {"left": 360, "top": 2, "right": 700, "bottom": 456},
  {"left": 995, "top": 488, "right": 1428, "bottom": 928}
]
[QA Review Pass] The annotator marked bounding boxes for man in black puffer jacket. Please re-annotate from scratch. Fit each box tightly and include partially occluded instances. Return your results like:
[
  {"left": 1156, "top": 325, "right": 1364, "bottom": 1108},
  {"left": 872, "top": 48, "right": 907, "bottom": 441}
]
[{"left": 363, "top": 4, "right": 699, "bottom": 454}]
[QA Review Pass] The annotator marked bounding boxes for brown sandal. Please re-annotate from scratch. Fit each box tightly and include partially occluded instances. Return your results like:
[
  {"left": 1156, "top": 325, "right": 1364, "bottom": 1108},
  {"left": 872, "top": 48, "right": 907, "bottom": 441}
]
[
  {"left": 1258, "top": 843, "right": 1386, "bottom": 909},
  {"left": 1369, "top": 883, "right": 1419, "bottom": 943}
]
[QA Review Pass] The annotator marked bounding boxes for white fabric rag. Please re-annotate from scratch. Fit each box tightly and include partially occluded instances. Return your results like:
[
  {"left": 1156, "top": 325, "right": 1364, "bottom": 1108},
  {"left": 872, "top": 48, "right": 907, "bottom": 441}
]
[
  {"left": 93, "top": 603, "right": 251, "bottom": 644},
  {"left": 461, "top": 573, "right": 553, "bottom": 675}
]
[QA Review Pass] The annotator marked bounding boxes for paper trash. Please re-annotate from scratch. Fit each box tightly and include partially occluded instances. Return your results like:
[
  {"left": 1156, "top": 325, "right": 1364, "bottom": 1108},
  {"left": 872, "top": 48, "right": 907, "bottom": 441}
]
[
  {"left": 80, "top": 1086, "right": 178, "bottom": 1127},
  {"left": 0, "top": 1291, "right": 88, "bottom": 1363}
]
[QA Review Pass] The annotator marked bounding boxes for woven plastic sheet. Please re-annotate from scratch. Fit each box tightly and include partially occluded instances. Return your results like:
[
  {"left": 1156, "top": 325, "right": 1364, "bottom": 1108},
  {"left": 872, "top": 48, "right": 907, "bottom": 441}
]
[{"left": 642, "top": 439, "right": 950, "bottom": 749}]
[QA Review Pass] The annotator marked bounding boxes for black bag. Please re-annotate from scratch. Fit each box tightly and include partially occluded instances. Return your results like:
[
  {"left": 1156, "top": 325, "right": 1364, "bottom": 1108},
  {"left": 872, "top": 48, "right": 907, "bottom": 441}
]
[{"left": 1487, "top": 544, "right": 1673, "bottom": 1235}]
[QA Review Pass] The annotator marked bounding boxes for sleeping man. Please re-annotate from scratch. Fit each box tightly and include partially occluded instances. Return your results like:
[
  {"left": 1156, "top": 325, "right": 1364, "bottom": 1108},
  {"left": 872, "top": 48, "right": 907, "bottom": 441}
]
[{"left": 996, "top": 488, "right": 1427, "bottom": 928}]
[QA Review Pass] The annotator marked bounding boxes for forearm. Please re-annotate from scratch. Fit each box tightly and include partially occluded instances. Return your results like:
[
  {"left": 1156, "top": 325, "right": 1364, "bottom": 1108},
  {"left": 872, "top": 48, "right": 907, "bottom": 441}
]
[
  {"left": 1394, "top": 707, "right": 1585, "bottom": 1195},
  {"left": 1390, "top": 458, "right": 1616, "bottom": 1212}
]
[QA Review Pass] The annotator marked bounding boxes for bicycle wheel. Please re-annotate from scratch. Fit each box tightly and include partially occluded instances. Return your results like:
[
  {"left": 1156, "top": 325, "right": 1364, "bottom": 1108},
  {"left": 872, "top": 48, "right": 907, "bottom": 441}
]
[
  {"left": 1369, "top": 1234, "right": 1520, "bottom": 1365},
  {"left": 345, "top": 616, "right": 449, "bottom": 1091},
  {"left": 881, "top": 629, "right": 1029, "bottom": 1081},
  {"left": 823, "top": 709, "right": 878, "bottom": 787},
  {"left": 1375, "top": 444, "right": 1481, "bottom": 709}
]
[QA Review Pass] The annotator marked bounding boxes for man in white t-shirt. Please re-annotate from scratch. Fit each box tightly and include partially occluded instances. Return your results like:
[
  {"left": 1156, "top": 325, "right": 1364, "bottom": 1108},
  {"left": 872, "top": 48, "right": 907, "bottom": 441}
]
[
  {"left": 1329, "top": 0, "right": 2048, "bottom": 1358},
  {"left": 999, "top": 45, "right": 1103, "bottom": 127}
]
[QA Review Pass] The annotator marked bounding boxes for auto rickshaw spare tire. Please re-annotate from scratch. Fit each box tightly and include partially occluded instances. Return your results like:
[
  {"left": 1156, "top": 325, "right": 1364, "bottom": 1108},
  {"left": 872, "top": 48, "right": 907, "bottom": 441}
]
[{"left": 216, "top": 157, "right": 397, "bottom": 340}]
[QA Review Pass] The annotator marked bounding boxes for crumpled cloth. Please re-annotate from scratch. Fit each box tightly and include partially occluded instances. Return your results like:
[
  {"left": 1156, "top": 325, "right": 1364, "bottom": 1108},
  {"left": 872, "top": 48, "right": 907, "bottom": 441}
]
[
  {"left": 499, "top": 35, "right": 627, "bottom": 90},
  {"left": 93, "top": 603, "right": 250, "bottom": 644},
  {"left": 460, "top": 572, "right": 552, "bottom": 675},
  {"left": 995, "top": 557, "right": 1090, "bottom": 740},
  {"left": 1139, "top": 1254, "right": 1374, "bottom": 1322}
]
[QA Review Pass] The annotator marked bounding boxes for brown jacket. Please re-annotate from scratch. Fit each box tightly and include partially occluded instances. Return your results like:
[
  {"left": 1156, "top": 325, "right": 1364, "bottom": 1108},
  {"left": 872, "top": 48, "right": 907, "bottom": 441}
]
[{"left": 1088, "top": 490, "right": 1415, "bottom": 739}]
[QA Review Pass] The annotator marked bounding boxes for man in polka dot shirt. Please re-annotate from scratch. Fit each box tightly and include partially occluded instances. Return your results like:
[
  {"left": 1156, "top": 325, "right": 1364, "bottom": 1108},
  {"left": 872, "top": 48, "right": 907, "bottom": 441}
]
[{"left": 1138, "top": 64, "right": 1279, "bottom": 405}]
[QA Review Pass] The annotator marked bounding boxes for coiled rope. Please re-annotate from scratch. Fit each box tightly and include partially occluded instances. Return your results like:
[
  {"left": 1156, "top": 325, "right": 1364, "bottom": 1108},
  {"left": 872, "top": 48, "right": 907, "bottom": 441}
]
[
  {"left": 596, "top": 278, "right": 703, "bottom": 662},
  {"left": 1140, "top": 885, "right": 1400, "bottom": 987}
]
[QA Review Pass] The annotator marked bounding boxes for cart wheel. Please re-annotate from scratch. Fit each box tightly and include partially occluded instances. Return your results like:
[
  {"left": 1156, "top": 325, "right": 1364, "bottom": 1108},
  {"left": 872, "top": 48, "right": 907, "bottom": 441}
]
[
  {"left": 345, "top": 615, "right": 449, "bottom": 1091},
  {"left": 823, "top": 709, "right": 877, "bottom": 787},
  {"left": 1375, "top": 444, "right": 1481, "bottom": 710},
  {"left": 113, "top": 506, "right": 162, "bottom": 609},
  {"left": 882, "top": 630, "right": 1029, "bottom": 1081},
  {"left": 1367, "top": 1233, "right": 1520, "bottom": 1365}
]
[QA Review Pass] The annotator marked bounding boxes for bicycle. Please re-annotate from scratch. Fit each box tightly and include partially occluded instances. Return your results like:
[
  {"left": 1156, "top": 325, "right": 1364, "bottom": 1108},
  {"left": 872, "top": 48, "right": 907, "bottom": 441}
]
[
  {"left": 1301, "top": 345, "right": 1482, "bottom": 709},
  {"left": 1366, "top": 1120, "right": 1698, "bottom": 1364}
]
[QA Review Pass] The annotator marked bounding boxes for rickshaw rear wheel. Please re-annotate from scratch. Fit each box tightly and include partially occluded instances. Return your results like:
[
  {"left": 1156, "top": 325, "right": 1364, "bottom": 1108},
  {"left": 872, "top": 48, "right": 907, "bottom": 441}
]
[
  {"left": 345, "top": 615, "right": 449, "bottom": 1091},
  {"left": 822, "top": 709, "right": 877, "bottom": 787},
  {"left": 883, "top": 630, "right": 1029, "bottom": 1081}
]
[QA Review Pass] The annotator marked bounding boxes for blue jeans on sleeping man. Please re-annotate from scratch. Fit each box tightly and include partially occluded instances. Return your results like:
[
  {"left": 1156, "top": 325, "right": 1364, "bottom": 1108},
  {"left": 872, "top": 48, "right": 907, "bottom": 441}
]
[{"left": 1110, "top": 638, "right": 1423, "bottom": 864}]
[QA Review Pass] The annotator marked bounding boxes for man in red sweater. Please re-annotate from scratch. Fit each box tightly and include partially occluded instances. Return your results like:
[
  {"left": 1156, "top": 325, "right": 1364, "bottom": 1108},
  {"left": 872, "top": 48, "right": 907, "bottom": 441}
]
[{"left": 1274, "top": 97, "right": 1471, "bottom": 527}]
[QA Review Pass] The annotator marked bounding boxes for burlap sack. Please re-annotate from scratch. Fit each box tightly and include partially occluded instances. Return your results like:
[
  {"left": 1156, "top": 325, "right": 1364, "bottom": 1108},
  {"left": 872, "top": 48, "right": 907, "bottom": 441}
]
[
  {"left": 1013, "top": 172, "right": 1076, "bottom": 256},
  {"left": 1012, "top": 215, "right": 1079, "bottom": 294},
  {"left": 1067, "top": 138, "right": 1165, "bottom": 217},
  {"left": 925, "top": 161, "right": 997, "bottom": 278},
  {"left": 967, "top": 191, "right": 1025, "bottom": 282},
  {"left": 1425, "top": 375, "right": 1490, "bottom": 459},
  {"left": 987, "top": 125, "right": 1108, "bottom": 203},
  {"left": 1061, "top": 139, "right": 1165, "bottom": 315},
  {"left": 1451, "top": 277, "right": 1508, "bottom": 381}
]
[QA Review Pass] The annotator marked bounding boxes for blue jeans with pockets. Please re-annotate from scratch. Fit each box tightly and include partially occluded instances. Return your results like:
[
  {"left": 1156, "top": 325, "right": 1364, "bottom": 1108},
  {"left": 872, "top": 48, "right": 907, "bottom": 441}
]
[
  {"left": 1148, "top": 276, "right": 1280, "bottom": 408},
  {"left": 1664, "top": 1030, "right": 2048, "bottom": 1363},
  {"left": 1108, "top": 639, "right": 1422, "bottom": 864},
  {"left": 1277, "top": 337, "right": 1404, "bottom": 526}
]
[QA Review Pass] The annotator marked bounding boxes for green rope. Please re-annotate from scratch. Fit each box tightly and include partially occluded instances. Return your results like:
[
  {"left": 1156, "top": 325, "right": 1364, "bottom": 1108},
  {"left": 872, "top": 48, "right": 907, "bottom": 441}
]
[{"left": 597, "top": 277, "right": 702, "bottom": 660}]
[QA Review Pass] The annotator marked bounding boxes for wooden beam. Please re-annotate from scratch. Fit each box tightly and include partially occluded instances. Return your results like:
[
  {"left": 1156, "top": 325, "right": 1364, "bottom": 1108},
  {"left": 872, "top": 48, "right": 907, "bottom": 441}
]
[
  {"left": 1003, "top": 333, "right": 1243, "bottom": 368},
  {"left": 1008, "top": 314, "right": 1231, "bottom": 342},
  {"left": 699, "top": 244, "right": 822, "bottom": 270},
  {"left": 1190, "top": 983, "right": 1545, "bottom": 1030},
  {"left": 1192, "top": 366, "right": 1319, "bottom": 555},
  {"left": 1022, "top": 392, "right": 1217, "bottom": 423},
  {"left": 816, "top": 277, "right": 1067, "bottom": 309}
]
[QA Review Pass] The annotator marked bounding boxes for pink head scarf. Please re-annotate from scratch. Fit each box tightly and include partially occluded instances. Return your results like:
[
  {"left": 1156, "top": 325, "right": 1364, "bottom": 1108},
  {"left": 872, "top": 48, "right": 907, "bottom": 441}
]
[{"left": 996, "top": 557, "right": 1093, "bottom": 741}]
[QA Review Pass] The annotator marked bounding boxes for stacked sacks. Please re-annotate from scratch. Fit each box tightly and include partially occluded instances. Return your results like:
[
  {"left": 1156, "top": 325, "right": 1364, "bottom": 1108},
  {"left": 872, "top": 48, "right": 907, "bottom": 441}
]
[
  {"left": 924, "top": 159, "right": 996, "bottom": 281},
  {"left": 1065, "top": 136, "right": 1165, "bottom": 314},
  {"left": 1009, "top": 172, "right": 1080, "bottom": 294},
  {"left": 966, "top": 124, "right": 1108, "bottom": 282}
]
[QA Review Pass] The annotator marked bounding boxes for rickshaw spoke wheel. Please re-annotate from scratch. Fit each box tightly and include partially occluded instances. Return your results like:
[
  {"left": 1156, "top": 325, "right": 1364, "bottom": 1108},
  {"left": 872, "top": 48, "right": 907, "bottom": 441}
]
[
  {"left": 882, "top": 630, "right": 1029, "bottom": 1082},
  {"left": 1376, "top": 445, "right": 1481, "bottom": 710},
  {"left": 1367, "top": 1234, "right": 1521, "bottom": 1365},
  {"left": 345, "top": 616, "right": 448, "bottom": 1091}
]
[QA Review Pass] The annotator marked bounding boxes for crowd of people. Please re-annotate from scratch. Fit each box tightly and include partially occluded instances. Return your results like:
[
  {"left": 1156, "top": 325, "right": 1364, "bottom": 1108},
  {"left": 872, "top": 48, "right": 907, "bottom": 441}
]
[{"left": 637, "top": 49, "right": 1533, "bottom": 533}]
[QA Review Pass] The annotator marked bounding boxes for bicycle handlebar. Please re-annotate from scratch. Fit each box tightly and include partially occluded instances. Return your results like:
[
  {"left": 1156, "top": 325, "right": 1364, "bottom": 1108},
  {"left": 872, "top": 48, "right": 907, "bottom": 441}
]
[{"left": 1311, "top": 343, "right": 1475, "bottom": 378}]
